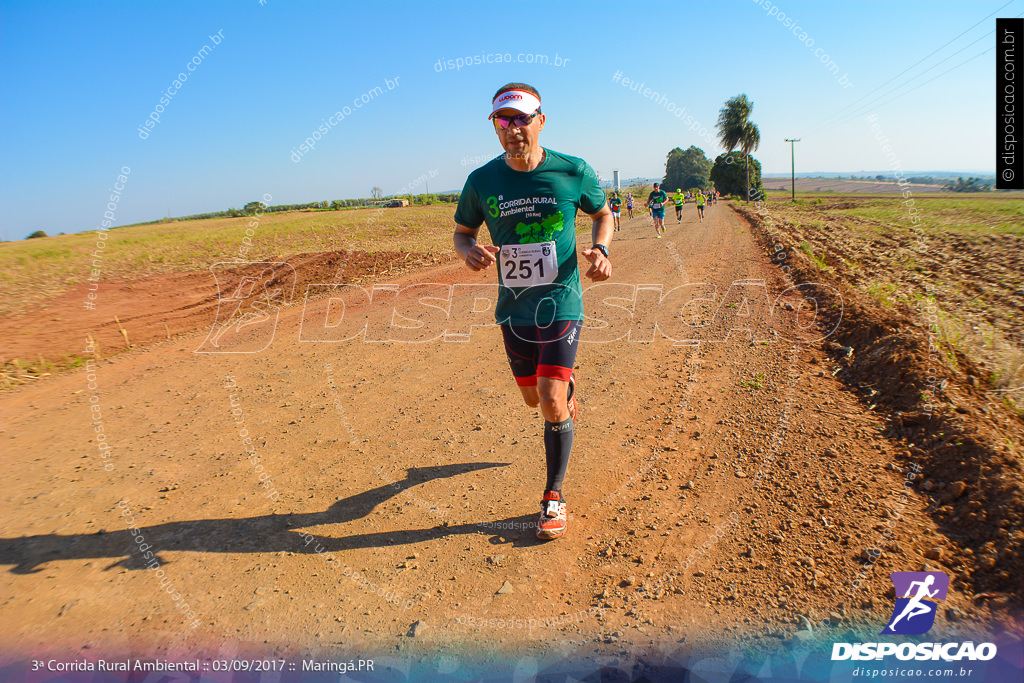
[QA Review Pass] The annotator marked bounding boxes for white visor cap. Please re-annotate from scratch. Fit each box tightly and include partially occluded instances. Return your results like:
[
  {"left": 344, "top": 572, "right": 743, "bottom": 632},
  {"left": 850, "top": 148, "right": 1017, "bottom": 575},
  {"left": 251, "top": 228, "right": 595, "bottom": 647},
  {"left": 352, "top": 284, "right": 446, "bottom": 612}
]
[{"left": 489, "top": 89, "right": 541, "bottom": 119}]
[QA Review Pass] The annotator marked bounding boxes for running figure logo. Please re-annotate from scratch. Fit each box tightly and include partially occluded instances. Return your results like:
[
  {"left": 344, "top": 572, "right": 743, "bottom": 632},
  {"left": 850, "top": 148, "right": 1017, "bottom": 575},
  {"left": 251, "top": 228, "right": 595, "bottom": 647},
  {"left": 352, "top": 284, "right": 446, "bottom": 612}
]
[
  {"left": 196, "top": 262, "right": 295, "bottom": 354},
  {"left": 880, "top": 571, "right": 949, "bottom": 635}
]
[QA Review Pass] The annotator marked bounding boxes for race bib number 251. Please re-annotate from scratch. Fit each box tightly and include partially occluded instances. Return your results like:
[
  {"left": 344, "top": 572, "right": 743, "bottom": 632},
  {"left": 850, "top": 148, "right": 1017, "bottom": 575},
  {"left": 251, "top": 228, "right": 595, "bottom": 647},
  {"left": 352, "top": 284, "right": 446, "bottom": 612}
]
[{"left": 500, "top": 241, "right": 557, "bottom": 288}]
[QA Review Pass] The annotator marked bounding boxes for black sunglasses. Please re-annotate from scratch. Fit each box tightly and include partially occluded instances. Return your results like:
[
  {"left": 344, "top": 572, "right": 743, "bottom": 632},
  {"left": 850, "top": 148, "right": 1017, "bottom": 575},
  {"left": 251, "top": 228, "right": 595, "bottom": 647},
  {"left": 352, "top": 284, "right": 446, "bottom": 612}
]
[{"left": 493, "top": 110, "right": 540, "bottom": 129}]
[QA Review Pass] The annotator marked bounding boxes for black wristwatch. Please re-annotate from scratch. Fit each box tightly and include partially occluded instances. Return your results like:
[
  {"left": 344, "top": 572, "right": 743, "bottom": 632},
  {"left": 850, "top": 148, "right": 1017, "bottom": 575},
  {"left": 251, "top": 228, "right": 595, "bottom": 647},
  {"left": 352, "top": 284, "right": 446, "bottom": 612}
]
[{"left": 592, "top": 243, "right": 609, "bottom": 258}]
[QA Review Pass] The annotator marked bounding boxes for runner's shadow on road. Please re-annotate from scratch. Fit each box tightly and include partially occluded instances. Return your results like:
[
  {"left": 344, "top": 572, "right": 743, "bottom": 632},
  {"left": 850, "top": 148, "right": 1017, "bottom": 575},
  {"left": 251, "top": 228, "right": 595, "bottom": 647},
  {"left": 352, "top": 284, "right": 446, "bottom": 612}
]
[
  {"left": 0, "top": 461, "right": 525, "bottom": 574},
  {"left": 314, "top": 513, "right": 549, "bottom": 553},
  {"left": 480, "top": 514, "right": 549, "bottom": 548}
]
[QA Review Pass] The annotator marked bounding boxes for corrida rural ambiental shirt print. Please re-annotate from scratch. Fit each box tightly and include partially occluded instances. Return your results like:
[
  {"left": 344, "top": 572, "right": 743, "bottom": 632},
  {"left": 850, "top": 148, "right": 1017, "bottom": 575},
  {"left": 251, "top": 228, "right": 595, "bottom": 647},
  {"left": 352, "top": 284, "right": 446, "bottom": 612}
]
[{"left": 454, "top": 148, "right": 607, "bottom": 325}]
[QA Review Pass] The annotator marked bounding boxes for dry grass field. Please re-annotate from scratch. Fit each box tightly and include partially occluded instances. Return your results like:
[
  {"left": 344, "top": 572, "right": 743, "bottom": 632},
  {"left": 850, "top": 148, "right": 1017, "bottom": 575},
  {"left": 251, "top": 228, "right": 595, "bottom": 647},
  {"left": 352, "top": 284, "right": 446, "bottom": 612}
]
[
  {"left": 0, "top": 205, "right": 460, "bottom": 318},
  {"left": 762, "top": 177, "right": 948, "bottom": 194}
]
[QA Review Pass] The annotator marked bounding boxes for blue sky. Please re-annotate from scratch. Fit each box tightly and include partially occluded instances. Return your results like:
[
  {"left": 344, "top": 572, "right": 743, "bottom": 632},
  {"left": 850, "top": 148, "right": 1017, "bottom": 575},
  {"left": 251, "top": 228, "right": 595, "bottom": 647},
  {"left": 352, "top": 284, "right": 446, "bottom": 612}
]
[{"left": 0, "top": 0, "right": 1016, "bottom": 240}]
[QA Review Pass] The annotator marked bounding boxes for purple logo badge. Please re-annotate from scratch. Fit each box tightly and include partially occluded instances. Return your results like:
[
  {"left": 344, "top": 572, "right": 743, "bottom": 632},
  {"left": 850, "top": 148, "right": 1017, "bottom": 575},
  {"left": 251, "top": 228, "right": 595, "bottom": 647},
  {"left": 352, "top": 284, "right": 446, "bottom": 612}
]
[{"left": 881, "top": 571, "right": 949, "bottom": 635}]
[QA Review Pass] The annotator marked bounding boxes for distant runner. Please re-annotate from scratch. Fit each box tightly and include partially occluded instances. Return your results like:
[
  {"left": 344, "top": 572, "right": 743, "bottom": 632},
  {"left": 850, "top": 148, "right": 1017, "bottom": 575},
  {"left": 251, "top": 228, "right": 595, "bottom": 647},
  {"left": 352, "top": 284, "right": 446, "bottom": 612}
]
[
  {"left": 625, "top": 194, "right": 634, "bottom": 219},
  {"left": 647, "top": 183, "right": 668, "bottom": 238},
  {"left": 453, "top": 82, "right": 614, "bottom": 541},
  {"left": 672, "top": 188, "right": 685, "bottom": 223},
  {"left": 695, "top": 190, "right": 705, "bottom": 223},
  {"left": 608, "top": 191, "right": 622, "bottom": 231}
]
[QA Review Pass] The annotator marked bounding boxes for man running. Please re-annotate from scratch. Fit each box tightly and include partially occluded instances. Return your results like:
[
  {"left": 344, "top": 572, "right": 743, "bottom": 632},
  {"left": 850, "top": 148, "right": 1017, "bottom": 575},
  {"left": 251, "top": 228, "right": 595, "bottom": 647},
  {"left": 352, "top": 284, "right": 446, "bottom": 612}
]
[
  {"left": 608, "top": 191, "right": 622, "bottom": 231},
  {"left": 625, "top": 193, "right": 634, "bottom": 219},
  {"left": 453, "top": 82, "right": 614, "bottom": 541},
  {"left": 672, "top": 188, "right": 685, "bottom": 224},
  {"left": 695, "top": 190, "right": 705, "bottom": 223},
  {"left": 647, "top": 183, "right": 668, "bottom": 238}
]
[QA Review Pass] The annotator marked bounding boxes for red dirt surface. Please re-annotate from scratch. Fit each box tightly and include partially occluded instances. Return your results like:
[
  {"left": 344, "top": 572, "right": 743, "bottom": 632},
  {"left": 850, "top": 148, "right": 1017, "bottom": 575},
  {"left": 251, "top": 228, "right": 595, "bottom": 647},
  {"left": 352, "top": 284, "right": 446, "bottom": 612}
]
[
  {"left": 737, "top": 201, "right": 1024, "bottom": 606},
  {"left": 0, "top": 250, "right": 455, "bottom": 381}
]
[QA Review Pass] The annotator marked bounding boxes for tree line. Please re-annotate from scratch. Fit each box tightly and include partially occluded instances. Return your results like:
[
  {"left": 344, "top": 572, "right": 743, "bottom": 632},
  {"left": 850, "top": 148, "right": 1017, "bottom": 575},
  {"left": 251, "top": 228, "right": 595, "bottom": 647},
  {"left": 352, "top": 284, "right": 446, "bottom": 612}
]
[
  {"left": 219, "top": 192, "right": 460, "bottom": 219},
  {"left": 645, "top": 94, "right": 766, "bottom": 200},
  {"left": 942, "top": 176, "right": 992, "bottom": 192},
  {"left": 108, "top": 192, "right": 462, "bottom": 230}
]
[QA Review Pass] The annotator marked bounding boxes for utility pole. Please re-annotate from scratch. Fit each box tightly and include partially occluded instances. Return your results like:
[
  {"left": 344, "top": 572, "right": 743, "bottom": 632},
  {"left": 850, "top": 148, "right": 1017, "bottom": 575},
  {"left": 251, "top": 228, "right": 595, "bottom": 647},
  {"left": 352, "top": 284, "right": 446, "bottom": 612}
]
[{"left": 785, "top": 138, "right": 800, "bottom": 202}]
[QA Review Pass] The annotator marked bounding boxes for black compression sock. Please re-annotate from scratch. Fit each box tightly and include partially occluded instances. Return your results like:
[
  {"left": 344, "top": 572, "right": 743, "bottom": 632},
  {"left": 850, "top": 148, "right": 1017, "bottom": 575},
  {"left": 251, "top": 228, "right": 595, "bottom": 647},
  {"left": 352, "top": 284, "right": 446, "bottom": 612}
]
[{"left": 544, "top": 417, "right": 574, "bottom": 496}]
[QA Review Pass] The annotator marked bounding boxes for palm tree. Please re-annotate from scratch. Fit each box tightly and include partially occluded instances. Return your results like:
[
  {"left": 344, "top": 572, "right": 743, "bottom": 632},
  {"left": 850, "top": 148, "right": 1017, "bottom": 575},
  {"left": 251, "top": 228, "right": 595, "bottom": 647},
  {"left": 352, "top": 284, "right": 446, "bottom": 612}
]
[
  {"left": 740, "top": 120, "right": 761, "bottom": 201},
  {"left": 717, "top": 94, "right": 760, "bottom": 202}
]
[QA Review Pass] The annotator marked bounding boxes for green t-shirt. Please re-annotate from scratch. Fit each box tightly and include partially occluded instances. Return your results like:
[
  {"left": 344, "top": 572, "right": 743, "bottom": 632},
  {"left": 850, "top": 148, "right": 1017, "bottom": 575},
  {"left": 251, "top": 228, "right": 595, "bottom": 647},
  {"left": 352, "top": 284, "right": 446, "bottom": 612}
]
[
  {"left": 696, "top": 193, "right": 706, "bottom": 206},
  {"left": 454, "top": 148, "right": 606, "bottom": 325},
  {"left": 609, "top": 196, "right": 622, "bottom": 211},
  {"left": 648, "top": 190, "right": 668, "bottom": 209},
  {"left": 672, "top": 192, "right": 684, "bottom": 206}
]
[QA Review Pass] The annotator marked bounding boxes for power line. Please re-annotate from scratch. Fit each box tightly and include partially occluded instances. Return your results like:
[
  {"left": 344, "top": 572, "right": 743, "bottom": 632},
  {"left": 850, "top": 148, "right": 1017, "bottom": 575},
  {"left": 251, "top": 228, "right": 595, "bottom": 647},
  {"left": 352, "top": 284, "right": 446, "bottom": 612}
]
[
  {"left": 802, "top": 27, "right": 997, "bottom": 137},
  {"left": 814, "top": 46, "right": 996, "bottom": 136},
  {"left": 813, "top": 8, "right": 1023, "bottom": 134},
  {"left": 800, "top": 0, "right": 1017, "bottom": 135},
  {"left": 803, "top": 8, "right": 1023, "bottom": 137}
]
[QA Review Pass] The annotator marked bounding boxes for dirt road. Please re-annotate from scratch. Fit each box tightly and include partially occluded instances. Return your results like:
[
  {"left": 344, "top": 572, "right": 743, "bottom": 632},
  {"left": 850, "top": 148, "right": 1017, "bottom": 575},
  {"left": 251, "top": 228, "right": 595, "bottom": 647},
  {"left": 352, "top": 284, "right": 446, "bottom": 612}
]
[{"left": 0, "top": 201, "right": 1003, "bottom": 666}]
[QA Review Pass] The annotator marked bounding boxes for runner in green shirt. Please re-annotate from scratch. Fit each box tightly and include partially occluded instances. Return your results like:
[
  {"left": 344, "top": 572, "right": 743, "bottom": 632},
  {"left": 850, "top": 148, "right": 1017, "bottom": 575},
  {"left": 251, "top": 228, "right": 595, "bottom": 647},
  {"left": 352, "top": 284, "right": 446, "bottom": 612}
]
[
  {"left": 608, "top": 191, "right": 623, "bottom": 231},
  {"left": 695, "top": 190, "right": 706, "bottom": 223},
  {"left": 647, "top": 184, "right": 668, "bottom": 238},
  {"left": 672, "top": 188, "right": 685, "bottom": 224},
  {"left": 454, "top": 82, "right": 614, "bottom": 541}
]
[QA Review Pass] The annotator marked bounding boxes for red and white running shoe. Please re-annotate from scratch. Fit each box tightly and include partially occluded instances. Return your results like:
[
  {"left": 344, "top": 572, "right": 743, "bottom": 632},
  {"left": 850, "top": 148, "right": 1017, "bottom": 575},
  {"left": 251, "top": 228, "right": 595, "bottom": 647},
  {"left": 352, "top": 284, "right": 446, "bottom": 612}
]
[{"left": 537, "top": 490, "right": 567, "bottom": 540}]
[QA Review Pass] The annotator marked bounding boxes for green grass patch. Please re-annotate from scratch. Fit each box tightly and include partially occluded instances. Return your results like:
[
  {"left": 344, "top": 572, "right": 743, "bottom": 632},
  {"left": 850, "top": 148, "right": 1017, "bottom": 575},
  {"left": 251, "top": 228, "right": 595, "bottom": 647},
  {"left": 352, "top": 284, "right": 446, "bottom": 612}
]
[
  {"left": 835, "top": 196, "right": 1024, "bottom": 236},
  {"left": 798, "top": 241, "right": 832, "bottom": 272},
  {"left": 867, "top": 282, "right": 900, "bottom": 309},
  {"left": 739, "top": 373, "right": 766, "bottom": 390},
  {"left": 2, "top": 354, "right": 88, "bottom": 390}
]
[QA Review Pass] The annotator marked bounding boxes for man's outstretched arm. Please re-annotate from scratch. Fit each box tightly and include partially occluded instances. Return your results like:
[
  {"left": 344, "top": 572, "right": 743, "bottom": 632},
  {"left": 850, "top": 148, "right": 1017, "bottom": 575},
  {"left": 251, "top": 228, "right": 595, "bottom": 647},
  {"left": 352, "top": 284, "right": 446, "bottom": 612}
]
[{"left": 454, "top": 224, "right": 499, "bottom": 272}]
